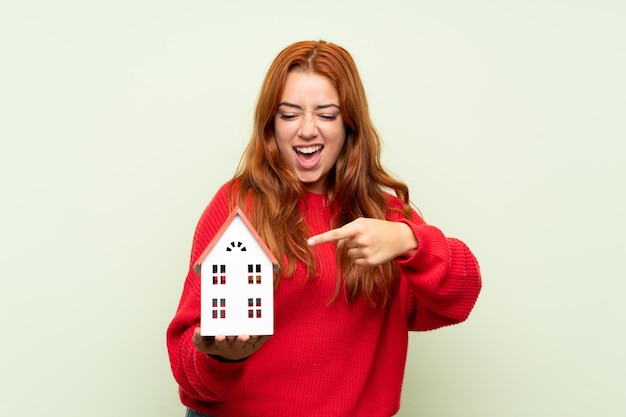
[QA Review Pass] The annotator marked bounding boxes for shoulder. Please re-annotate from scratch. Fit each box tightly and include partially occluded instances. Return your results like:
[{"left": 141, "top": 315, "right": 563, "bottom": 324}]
[
  {"left": 196, "top": 181, "right": 236, "bottom": 228},
  {"left": 384, "top": 191, "right": 403, "bottom": 209},
  {"left": 383, "top": 192, "right": 405, "bottom": 220},
  {"left": 191, "top": 181, "right": 237, "bottom": 259},
  {"left": 207, "top": 180, "right": 241, "bottom": 206},
  {"left": 383, "top": 191, "right": 424, "bottom": 225}
]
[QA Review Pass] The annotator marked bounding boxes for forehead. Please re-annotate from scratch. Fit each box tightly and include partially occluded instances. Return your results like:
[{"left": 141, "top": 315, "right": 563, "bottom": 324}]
[{"left": 280, "top": 71, "right": 340, "bottom": 104}]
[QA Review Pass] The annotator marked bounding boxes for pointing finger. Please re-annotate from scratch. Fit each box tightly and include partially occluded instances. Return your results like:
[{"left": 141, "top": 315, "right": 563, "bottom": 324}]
[{"left": 307, "top": 224, "right": 355, "bottom": 246}]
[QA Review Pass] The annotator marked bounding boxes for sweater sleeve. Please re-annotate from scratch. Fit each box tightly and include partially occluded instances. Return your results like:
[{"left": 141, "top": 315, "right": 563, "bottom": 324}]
[
  {"left": 166, "top": 182, "right": 246, "bottom": 402},
  {"left": 395, "top": 211, "right": 482, "bottom": 331}
]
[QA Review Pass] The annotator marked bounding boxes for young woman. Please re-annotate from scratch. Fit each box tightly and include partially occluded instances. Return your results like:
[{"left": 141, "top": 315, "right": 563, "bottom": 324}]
[{"left": 167, "top": 40, "right": 481, "bottom": 417}]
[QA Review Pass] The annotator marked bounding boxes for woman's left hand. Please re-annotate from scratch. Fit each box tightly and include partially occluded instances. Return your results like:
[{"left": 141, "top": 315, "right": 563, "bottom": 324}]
[{"left": 308, "top": 218, "right": 418, "bottom": 266}]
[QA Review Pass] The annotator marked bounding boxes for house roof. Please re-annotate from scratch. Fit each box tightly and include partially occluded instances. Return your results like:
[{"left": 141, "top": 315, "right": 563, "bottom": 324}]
[{"left": 194, "top": 206, "right": 280, "bottom": 275}]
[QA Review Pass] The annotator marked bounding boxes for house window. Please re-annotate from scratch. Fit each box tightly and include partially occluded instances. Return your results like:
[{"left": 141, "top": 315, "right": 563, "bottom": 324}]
[
  {"left": 247, "top": 264, "right": 262, "bottom": 284},
  {"left": 247, "top": 298, "right": 262, "bottom": 319},
  {"left": 211, "top": 298, "right": 226, "bottom": 319},
  {"left": 212, "top": 264, "right": 226, "bottom": 285},
  {"left": 248, "top": 309, "right": 262, "bottom": 318},
  {"left": 227, "top": 241, "right": 247, "bottom": 252}
]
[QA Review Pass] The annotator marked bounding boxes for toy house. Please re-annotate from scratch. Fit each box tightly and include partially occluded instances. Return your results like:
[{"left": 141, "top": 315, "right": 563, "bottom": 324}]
[{"left": 194, "top": 206, "right": 279, "bottom": 336}]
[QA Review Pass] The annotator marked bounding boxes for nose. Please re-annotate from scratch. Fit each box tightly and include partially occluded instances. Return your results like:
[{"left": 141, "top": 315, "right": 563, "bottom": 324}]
[{"left": 298, "top": 113, "right": 318, "bottom": 139}]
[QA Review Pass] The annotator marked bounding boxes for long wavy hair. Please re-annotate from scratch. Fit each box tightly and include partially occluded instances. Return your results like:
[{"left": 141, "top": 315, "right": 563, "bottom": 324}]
[{"left": 229, "top": 40, "right": 412, "bottom": 306}]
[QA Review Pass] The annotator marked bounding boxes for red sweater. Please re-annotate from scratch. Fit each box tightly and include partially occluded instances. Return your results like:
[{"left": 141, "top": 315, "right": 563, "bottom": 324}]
[{"left": 167, "top": 182, "right": 481, "bottom": 417}]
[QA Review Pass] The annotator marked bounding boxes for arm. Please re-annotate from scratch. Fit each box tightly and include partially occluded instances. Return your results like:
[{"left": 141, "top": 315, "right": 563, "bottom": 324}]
[
  {"left": 307, "top": 201, "right": 481, "bottom": 331},
  {"left": 396, "top": 213, "right": 482, "bottom": 331},
  {"left": 166, "top": 283, "right": 246, "bottom": 401},
  {"left": 166, "top": 183, "right": 254, "bottom": 401}
]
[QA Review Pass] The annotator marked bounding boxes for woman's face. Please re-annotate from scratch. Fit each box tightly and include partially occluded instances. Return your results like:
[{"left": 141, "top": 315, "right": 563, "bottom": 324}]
[{"left": 274, "top": 71, "right": 346, "bottom": 194}]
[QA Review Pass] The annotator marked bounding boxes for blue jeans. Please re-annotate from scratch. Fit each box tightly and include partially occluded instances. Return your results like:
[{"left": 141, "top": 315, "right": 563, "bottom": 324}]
[{"left": 185, "top": 408, "right": 216, "bottom": 417}]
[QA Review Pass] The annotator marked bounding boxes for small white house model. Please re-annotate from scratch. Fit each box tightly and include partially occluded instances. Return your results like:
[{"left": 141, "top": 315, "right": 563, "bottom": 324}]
[{"left": 194, "top": 206, "right": 279, "bottom": 336}]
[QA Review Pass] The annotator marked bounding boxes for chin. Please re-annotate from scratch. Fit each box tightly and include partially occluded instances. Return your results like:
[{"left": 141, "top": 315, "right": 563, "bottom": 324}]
[{"left": 300, "top": 176, "right": 322, "bottom": 185}]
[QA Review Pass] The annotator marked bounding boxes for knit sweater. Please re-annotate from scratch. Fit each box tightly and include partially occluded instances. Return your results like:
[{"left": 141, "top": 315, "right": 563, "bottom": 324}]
[{"left": 166, "top": 182, "right": 481, "bottom": 417}]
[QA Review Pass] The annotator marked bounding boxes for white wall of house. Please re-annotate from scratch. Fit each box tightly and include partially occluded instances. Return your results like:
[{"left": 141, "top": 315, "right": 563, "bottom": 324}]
[{"left": 200, "top": 215, "right": 274, "bottom": 336}]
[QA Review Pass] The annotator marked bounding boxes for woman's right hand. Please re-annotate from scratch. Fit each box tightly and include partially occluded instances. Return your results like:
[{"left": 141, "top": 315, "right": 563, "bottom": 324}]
[{"left": 192, "top": 327, "right": 270, "bottom": 361}]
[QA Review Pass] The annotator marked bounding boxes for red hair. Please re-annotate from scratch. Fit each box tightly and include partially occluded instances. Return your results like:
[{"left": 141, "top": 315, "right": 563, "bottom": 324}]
[{"left": 230, "top": 40, "right": 411, "bottom": 306}]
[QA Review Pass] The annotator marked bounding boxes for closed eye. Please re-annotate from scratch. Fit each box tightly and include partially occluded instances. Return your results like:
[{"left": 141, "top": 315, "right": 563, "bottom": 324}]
[
  {"left": 279, "top": 113, "right": 299, "bottom": 121},
  {"left": 318, "top": 114, "right": 339, "bottom": 121}
]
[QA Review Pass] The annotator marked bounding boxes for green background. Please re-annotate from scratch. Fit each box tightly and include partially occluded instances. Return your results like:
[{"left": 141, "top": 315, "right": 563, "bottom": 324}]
[{"left": 1, "top": 1, "right": 624, "bottom": 415}]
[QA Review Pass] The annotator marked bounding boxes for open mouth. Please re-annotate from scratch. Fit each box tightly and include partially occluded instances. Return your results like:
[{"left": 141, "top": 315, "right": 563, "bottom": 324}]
[
  {"left": 295, "top": 145, "right": 323, "bottom": 155},
  {"left": 294, "top": 145, "right": 323, "bottom": 168}
]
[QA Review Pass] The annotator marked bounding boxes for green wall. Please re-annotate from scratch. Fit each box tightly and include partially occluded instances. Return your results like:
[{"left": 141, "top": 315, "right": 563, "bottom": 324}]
[{"left": 1, "top": 1, "right": 624, "bottom": 415}]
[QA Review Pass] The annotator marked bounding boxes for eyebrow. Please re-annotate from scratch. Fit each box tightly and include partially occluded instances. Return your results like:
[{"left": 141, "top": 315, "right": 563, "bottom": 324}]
[{"left": 277, "top": 102, "right": 341, "bottom": 111}]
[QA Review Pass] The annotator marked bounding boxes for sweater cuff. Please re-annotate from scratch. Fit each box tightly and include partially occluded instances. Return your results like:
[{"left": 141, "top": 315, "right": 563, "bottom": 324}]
[
  {"left": 394, "top": 220, "right": 450, "bottom": 271},
  {"left": 194, "top": 348, "right": 247, "bottom": 389}
]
